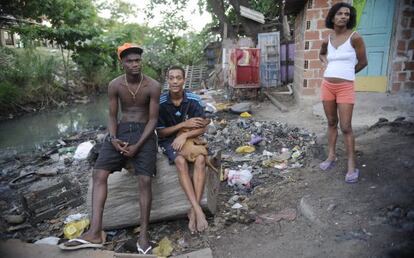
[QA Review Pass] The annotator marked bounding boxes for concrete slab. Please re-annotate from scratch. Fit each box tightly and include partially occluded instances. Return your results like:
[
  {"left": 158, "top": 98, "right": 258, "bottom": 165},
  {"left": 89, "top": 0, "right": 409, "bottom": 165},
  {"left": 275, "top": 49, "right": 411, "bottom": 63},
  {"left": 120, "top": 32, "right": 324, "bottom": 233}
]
[
  {"left": 172, "top": 248, "right": 213, "bottom": 258},
  {"left": 0, "top": 239, "right": 156, "bottom": 258}
]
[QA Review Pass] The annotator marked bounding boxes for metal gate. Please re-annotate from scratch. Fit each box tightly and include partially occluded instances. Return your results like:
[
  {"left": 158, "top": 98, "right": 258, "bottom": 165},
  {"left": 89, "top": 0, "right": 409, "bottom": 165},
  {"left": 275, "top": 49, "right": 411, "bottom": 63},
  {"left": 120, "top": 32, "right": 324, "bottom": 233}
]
[{"left": 257, "top": 32, "right": 280, "bottom": 87}]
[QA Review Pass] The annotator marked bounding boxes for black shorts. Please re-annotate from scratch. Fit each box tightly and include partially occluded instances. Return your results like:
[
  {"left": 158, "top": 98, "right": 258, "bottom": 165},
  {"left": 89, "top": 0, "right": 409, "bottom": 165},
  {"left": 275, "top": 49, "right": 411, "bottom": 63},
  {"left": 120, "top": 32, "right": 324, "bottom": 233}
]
[
  {"left": 94, "top": 122, "right": 157, "bottom": 177},
  {"left": 159, "top": 140, "right": 177, "bottom": 165}
]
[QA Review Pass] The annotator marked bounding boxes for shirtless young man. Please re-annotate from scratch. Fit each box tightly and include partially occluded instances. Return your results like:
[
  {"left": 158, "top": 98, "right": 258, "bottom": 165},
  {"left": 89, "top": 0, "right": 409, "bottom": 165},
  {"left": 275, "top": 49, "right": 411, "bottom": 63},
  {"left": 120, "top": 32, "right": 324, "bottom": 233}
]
[{"left": 60, "top": 43, "right": 161, "bottom": 254}]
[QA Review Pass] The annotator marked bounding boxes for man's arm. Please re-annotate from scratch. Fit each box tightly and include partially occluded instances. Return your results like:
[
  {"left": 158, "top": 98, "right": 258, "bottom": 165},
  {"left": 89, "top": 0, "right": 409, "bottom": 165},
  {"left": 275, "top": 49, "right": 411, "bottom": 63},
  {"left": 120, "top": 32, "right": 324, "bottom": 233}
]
[
  {"left": 171, "top": 123, "right": 208, "bottom": 151},
  {"left": 157, "top": 117, "right": 207, "bottom": 138},
  {"left": 108, "top": 81, "right": 129, "bottom": 153},
  {"left": 107, "top": 81, "right": 118, "bottom": 138},
  {"left": 352, "top": 33, "right": 368, "bottom": 73},
  {"left": 125, "top": 82, "right": 161, "bottom": 157}
]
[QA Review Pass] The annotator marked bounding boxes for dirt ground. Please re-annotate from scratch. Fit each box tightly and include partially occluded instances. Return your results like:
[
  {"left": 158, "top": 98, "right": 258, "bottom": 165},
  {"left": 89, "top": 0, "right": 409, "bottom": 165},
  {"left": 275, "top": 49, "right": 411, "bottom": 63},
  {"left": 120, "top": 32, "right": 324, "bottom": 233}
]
[
  {"left": 207, "top": 94, "right": 414, "bottom": 258},
  {"left": 1, "top": 91, "right": 413, "bottom": 258}
]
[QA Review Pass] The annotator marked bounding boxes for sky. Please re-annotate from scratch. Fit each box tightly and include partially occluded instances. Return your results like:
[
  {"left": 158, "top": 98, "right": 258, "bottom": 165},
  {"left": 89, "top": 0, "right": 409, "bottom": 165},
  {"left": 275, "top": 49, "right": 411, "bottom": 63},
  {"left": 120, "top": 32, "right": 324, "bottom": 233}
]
[{"left": 100, "top": 0, "right": 212, "bottom": 32}]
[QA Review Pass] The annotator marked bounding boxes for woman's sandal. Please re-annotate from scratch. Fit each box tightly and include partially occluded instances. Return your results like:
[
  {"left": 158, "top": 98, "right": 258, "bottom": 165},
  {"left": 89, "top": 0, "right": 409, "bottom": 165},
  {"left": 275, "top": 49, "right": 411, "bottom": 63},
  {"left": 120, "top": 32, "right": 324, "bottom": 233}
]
[
  {"left": 319, "top": 159, "right": 336, "bottom": 171},
  {"left": 345, "top": 169, "right": 359, "bottom": 183}
]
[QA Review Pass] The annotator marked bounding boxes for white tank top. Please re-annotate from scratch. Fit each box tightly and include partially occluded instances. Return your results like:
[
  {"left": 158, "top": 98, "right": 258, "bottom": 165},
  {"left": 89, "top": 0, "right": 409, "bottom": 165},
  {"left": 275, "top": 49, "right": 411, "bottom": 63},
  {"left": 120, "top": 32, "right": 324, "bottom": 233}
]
[{"left": 323, "top": 31, "right": 357, "bottom": 81}]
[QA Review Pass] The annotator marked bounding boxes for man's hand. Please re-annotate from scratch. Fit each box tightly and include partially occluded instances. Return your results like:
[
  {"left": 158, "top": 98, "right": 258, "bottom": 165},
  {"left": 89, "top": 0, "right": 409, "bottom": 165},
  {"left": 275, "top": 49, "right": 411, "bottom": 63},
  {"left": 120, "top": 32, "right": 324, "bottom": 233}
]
[
  {"left": 111, "top": 139, "right": 129, "bottom": 154},
  {"left": 171, "top": 134, "right": 187, "bottom": 151},
  {"left": 122, "top": 144, "right": 140, "bottom": 158},
  {"left": 182, "top": 117, "right": 206, "bottom": 129}
]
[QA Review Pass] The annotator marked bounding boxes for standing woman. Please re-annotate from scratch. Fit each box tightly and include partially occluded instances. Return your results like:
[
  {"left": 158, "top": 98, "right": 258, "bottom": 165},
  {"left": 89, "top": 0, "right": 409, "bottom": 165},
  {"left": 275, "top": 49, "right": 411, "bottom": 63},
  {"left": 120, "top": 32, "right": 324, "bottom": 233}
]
[{"left": 319, "top": 2, "right": 367, "bottom": 183}]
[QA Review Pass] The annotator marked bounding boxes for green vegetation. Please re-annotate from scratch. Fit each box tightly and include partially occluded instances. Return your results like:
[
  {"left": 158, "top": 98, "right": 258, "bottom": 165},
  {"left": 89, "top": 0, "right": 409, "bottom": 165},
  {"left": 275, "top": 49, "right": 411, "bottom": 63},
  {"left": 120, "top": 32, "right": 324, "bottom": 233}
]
[
  {"left": 0, "top": 47, "right": 64, "bottom": 113},
  {"left": 0, "top": 0, "right": 213, "bottom": 115}
]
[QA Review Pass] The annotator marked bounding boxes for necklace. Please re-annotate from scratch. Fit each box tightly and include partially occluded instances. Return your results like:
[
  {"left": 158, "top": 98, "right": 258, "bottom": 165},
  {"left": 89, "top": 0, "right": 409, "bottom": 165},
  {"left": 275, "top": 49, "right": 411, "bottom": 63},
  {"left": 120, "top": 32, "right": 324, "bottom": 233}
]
[{"left": 124, "top": 73, "right": 143, "bottom": 101}]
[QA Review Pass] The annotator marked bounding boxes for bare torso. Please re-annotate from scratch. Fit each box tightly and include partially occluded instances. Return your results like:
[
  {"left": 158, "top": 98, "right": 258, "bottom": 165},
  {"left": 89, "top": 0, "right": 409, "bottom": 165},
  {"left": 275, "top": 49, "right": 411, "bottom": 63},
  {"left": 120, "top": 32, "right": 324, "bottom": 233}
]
[{"left": 111, "top": 74, "right": 159, "bottom": 123}]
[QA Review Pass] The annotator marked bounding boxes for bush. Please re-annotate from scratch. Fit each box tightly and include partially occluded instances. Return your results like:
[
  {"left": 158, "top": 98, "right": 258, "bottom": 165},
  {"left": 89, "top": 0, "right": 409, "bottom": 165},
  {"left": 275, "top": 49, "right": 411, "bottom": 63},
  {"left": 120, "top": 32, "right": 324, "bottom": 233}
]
[
  {"left": 0, "top": 47, "right": 66, "bottom": 113},
  {"left": 0, "top": 82, "right": 22, "bottom": 113}
]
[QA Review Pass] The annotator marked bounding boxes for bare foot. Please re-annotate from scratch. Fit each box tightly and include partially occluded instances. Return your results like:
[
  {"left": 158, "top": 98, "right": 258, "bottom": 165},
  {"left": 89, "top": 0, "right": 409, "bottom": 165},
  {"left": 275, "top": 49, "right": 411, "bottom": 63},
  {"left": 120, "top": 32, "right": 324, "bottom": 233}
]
[
  {"left": 194, "top": 207, "right": 208, "bottom": 232},
  {"left": 63, "top": 230, "right": 103, "bottom": 247},
  {"left": 137, "top": 232, "right": 150, "bottom": 252},
  {"left": 187, "top": 209, "right": 196, "bottom": 233}
]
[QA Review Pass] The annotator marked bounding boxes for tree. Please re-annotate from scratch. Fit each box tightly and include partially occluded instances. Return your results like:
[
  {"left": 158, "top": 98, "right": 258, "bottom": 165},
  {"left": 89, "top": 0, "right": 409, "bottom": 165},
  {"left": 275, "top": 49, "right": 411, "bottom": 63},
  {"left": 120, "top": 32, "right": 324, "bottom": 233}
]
[
  {"left": 146, "top": 0, "right": 281, "bottom": 41},
  {"left": 3, "top": 0, "right": 101, "bottom": 86}
]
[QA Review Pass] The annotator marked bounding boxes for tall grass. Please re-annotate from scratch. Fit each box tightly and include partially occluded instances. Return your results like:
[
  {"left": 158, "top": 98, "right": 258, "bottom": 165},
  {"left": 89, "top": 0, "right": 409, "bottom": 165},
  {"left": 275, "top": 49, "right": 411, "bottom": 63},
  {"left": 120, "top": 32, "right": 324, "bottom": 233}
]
[{"left": 0, "top": 47, "right": 64, "bottom": 114}]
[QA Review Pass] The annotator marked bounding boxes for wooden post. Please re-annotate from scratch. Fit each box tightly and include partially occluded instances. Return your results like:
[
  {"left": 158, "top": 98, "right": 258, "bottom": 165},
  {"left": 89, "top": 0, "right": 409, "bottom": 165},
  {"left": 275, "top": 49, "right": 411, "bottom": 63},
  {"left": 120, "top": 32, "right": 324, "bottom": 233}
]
[{"left": 87, "top": 154, "right": 219, "bottom": 230}]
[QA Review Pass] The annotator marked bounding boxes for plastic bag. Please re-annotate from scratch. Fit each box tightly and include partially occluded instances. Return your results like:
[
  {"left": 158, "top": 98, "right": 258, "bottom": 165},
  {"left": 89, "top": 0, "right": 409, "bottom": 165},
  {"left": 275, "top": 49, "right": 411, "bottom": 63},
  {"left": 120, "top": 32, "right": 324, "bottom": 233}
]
[
  {"left": 73, "top": 141, "right": 95, "bottom": 160},
  {"left": 63, "top": 213, "right": 90, "bottom": 240},
  {"left": 236, "top": 145, "right": 255, "bottom": 154},
  {"left": 227, "top": 168, "right": 253, "bottom": 188},
  {"left": 240, "top": 112, "right": 252, "bottom": 118}
]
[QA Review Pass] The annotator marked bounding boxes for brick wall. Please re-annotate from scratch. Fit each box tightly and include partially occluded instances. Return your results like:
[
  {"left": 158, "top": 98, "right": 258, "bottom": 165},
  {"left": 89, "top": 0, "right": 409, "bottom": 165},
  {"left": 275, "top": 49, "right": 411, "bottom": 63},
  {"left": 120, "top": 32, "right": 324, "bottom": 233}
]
[
  {"left": 293, "top": 5, "right": 306, "bottom": 98},
  {"left": 293, "top": 0, "right": 350, "bottom": 98},
  {"left": 390, "top": 0, "right": 414, "bottom": 92}
]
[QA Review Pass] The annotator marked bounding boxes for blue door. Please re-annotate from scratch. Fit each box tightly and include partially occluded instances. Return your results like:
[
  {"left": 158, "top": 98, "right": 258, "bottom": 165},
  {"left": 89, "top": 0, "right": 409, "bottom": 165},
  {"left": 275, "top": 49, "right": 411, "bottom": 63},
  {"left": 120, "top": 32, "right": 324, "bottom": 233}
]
[{"left": 356, "top": 0, "right": 394, "bottom": 77}]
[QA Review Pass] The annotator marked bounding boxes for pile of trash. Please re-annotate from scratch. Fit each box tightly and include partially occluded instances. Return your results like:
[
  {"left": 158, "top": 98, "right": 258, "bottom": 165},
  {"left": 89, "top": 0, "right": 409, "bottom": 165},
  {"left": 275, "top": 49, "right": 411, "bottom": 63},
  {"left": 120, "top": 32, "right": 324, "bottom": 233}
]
[
  {"left": 206, "top": 117, "right": 316, "bottom": 184},
  {"left": 200, "top": 114, "right": 317, "bottom": 229}
]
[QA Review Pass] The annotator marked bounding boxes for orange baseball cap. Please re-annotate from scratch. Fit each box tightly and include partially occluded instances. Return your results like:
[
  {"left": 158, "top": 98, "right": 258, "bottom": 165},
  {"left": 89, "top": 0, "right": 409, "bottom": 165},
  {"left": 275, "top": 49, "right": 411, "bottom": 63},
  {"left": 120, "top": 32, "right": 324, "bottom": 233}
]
[{"left": 117, "top": 43, "right": 143, "bottom": 59}]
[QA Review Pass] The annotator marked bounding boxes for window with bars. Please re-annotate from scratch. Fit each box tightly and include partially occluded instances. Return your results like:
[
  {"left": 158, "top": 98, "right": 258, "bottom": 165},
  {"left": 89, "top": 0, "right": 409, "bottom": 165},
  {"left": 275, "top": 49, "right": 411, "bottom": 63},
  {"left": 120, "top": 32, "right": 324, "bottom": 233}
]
[{"left": 307, "top": 0, "right": 313, "bottom": 9}]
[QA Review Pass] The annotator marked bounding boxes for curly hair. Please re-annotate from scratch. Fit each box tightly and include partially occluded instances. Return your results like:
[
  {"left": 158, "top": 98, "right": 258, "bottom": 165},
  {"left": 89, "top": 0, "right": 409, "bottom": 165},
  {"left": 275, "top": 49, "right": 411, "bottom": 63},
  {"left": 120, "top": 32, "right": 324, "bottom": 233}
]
[{"left": 325, "top": 2, "right": 357, "bottom": 29}]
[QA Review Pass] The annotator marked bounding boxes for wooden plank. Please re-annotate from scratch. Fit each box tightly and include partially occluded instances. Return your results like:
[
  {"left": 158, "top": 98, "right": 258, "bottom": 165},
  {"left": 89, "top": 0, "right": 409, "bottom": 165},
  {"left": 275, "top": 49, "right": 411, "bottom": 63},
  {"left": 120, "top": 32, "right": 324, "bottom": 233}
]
[
  {"left": 88, "top": 154, "right": 219, "bottom": 230},
  {"left": 22, "top": 177, "right": 83, "bottom": 224}
]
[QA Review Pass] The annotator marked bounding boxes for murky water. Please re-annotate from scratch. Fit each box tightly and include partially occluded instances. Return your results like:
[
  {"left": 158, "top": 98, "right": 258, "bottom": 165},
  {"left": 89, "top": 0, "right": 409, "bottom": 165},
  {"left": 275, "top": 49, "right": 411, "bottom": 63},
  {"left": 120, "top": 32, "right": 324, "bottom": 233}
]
[{"left": 0, "top": 95, "right": 109, "bottom": 155}]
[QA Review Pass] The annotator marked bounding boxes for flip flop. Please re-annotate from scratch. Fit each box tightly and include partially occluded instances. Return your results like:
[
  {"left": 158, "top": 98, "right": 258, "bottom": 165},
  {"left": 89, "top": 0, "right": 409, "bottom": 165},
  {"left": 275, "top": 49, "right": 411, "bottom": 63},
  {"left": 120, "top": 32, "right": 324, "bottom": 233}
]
[
  {"left": 319, "top": 159, "right": 336, "bottom": 171},
  {"left": 137, "top": 242, "right": 153, "bottom": 254},
  {"left": 59, "top": 231, "right": 106, "bottom": 251},
  {"left": 345, "top": 169, "right": 359, "bottom": 183}
]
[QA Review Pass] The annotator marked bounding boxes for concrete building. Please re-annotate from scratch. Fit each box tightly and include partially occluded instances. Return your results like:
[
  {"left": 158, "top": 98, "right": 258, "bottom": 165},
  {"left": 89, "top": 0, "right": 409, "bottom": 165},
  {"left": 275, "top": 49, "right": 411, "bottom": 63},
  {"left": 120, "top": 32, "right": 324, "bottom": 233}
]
[{"left": 285, "top": 0, "right": 414, "bottom": 100}]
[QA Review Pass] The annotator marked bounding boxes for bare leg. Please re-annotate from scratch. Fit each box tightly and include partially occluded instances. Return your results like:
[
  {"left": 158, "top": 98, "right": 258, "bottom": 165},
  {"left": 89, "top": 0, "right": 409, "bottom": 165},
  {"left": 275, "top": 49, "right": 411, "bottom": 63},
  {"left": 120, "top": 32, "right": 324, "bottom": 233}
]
[
  {"left": 174, "top": 156, "right": 207, "bottom": 232},
  {"left": 338, "top": 103, "right": 356, "bottom": 174},
  {"left": 192, "top": 155, "right": 208, "bottom": 232},
  {"left": 64, "top": 169, "right": 109, "bottom": 246},
  {"left": 322, "top": 100, "right": 339, "bottom": 162},
  {"left": 137, "top": 175, "right": 152, "bottom": 250}
]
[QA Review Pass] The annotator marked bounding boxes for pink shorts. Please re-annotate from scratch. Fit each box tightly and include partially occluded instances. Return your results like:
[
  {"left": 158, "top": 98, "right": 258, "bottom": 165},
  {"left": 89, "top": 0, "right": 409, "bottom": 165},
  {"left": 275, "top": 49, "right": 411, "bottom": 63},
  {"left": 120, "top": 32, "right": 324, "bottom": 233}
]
[{"left": 321, "top": 79, "right": 355, "bottom": 104}]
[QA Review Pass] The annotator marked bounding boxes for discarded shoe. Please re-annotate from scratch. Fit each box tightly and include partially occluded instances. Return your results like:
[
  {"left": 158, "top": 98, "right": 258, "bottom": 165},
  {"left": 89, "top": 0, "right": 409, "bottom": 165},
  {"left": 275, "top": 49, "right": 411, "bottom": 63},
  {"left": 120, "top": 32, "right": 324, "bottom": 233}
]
[
  {"left": 319, "top": 159, "right": 336, "bottom": 171},
  {"left": 345, "top": 169, "right": 359, "bottom": 183}
]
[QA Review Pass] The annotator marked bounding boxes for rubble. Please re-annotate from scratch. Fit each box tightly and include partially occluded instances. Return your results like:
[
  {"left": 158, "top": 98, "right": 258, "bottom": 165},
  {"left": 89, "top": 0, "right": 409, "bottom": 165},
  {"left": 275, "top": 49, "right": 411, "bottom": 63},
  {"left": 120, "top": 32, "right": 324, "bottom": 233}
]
[{"left": 0, "top": 102, "right": 317, "bottom": 255}]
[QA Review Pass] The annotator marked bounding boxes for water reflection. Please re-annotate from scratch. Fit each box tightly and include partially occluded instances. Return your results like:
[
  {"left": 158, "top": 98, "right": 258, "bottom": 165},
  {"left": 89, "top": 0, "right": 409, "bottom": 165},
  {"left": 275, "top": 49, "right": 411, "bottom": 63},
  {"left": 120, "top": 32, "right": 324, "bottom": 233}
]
[{"left": 0, "top": 95, "right": 109, "bottom": 153}]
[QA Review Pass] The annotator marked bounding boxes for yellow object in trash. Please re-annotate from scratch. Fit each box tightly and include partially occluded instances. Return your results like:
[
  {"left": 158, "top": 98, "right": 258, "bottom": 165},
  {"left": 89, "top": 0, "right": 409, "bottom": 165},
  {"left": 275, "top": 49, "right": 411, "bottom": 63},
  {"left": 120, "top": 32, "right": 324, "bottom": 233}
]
[
  {"left": 215, "top": 103, "right": 231, "bottom": 112},
  {"left": 152, "top": 236, "right": 173, "bottom": 257},
  {"left": 240, "top": 112, "right": 252, "bottom": 118},
  {"left": 63, "top": 219, "right": 90, "bottom": 239},
  {"left": 236, "top": 145, "right": 256, "bottom": 153}
]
